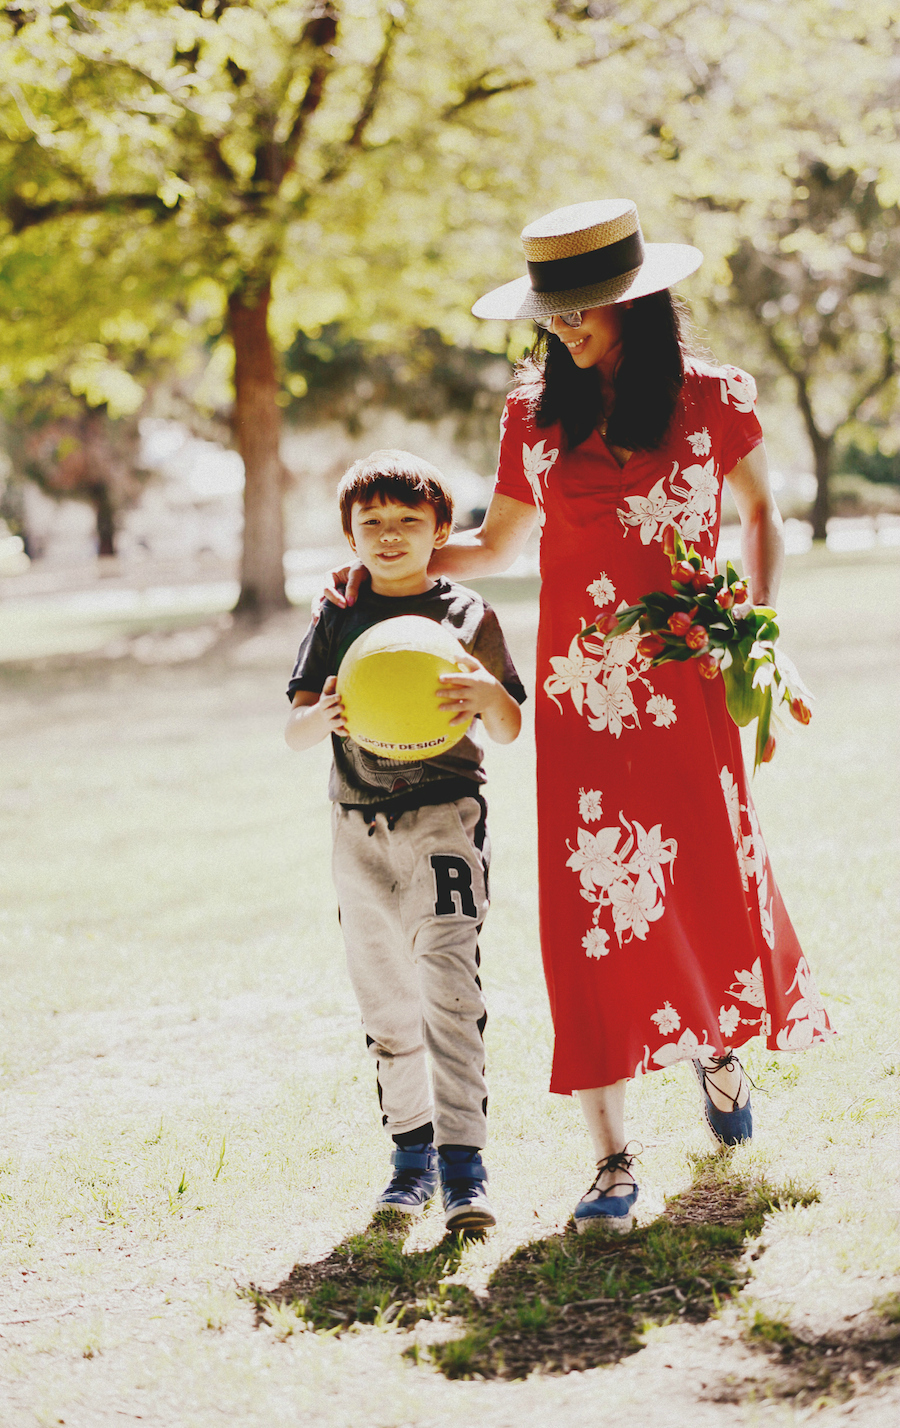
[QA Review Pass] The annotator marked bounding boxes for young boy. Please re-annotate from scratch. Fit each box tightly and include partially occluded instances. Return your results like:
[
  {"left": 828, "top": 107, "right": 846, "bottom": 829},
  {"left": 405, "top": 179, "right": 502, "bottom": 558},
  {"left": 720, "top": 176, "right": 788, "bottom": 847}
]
[{"left": 285, "top": 449, "right": 525, "bottom": 1231}]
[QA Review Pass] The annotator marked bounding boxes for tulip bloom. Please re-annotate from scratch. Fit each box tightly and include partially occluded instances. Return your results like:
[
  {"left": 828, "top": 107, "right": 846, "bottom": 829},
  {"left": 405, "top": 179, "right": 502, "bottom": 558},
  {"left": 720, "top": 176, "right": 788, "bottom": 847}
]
[
  {"left": 594, "top": 611, "right": 620, "bottom": 635},
  {"left": 638, "top": 632, "right": 666, "bottom": 659},
  {"left": 667, "top": 611, "right": 692, "bottom": 635},
  {"left": 696, "top": 652, "right": 720, "bottom": 680},
  {"left": 662, "top": 525, "right": 677, "bottom": 558},
  {"left": 761, "top": 734, "right": 777, "bottom": 763},
  {"left": 685, "top": 623, "right": 710, "bottom": 651},
  {"left": 731, "top": 581, "right": 749, "bottom": 603},
  {"left": 691, "top": 569, "right": 714, "bottom": 592},
  {"left": 671, "top": 560, "right": 696, "bottom": 585},
  {"left": 789, "top": 697, "right": 812, "bottom": 725},
  {"left": 715, "top": 587, "right": 735, "bottom": 609}
]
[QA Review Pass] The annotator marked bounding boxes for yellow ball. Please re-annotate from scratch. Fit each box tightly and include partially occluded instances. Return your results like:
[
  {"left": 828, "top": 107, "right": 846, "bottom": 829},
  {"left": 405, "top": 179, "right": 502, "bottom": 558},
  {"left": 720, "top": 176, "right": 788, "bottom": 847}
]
[{"left": 337, "top": 615, "right": 472, "bottom": 762}]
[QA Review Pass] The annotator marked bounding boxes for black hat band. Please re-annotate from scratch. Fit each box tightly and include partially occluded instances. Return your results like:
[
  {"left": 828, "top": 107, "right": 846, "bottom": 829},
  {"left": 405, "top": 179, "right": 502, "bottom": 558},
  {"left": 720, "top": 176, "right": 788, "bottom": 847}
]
[{"left": 526, "top": 230, "right": 645, "bottom": 294}]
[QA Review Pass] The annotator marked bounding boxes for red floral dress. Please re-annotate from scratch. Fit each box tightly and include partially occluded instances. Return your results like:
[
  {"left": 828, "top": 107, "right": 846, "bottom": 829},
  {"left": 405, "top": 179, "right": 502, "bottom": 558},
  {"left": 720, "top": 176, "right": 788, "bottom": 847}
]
[{"left": 494, "top": 357, "right": 833, "bottom": 1093}]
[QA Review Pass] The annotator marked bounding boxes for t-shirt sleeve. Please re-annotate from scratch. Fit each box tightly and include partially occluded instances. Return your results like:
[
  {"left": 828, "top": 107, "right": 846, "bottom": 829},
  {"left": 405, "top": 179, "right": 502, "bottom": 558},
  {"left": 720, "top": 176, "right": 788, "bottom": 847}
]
[
  {"left": 470, "top": 604, "right": 527, "bottom": 706},
  {"left": 286, "top": 611, "right": 333, "bottom": 701},
  {"left": 716, "top": 364, "right": 764, "bottom": 476},
  {"left": 493, "top": 389, "right": 544, "bottom": 507}
]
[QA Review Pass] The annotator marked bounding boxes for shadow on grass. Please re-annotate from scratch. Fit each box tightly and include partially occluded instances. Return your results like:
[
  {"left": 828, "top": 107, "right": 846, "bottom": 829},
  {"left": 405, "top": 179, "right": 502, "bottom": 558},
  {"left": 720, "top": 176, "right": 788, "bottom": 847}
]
[
  {"left": 248, "top": 1151, "right": 828, "bottom": 1379},
  {"left": 246, "top": 1213, "right": 481, "bottom": 1338}
]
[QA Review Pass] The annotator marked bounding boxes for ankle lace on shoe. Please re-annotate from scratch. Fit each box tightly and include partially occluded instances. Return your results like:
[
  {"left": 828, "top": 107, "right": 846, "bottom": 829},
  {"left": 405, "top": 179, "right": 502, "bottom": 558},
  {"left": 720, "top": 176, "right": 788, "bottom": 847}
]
[
  {"left": 573, "top": 1145, "right": 640, "bottom": 1236},
  {"left": 693, "top": 1054, "right": 754, "bottom": 1145}
]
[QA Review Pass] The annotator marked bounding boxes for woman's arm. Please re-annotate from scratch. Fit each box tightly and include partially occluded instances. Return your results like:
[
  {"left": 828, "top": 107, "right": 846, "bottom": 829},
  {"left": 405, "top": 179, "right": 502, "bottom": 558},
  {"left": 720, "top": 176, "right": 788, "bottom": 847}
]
[
  {"left": 723, "top": 441, "right": 784, "bottom": 607},
  {"left": 429, "top": 492, "right": 538, "bottom": 580},
  {"left": 326, "top": 492, "right": 539, "bottom": 607}
]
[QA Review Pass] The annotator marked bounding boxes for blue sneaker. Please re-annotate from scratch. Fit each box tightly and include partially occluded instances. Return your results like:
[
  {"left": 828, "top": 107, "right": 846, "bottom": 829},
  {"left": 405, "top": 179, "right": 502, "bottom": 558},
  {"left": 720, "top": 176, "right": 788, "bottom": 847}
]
[
  {"left": 573, "top": 1149, "right": 639, "bottom": 1235},
  {"left": 438, "top": 1150, "right": 496, "bottom": 1232},
  {"left": 693, "top": 1055, "right": 753, "bottom": 1145},
  {"left": 375, "top": 1144, "right": 437, "bottom": 1214}
]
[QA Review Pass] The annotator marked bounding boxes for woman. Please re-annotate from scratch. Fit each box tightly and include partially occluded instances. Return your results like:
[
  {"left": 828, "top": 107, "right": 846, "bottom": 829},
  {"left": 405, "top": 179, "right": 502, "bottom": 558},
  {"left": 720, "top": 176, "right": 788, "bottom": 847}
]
[{"left": 335, "top": 199, "right": 834, "bottom": 1231}]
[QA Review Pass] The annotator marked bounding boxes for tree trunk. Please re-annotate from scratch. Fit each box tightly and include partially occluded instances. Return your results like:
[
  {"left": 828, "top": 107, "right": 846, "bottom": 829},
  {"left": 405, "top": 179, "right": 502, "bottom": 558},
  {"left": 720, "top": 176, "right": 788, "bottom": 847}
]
[
  {"left": 228, "top": 282, "right": 289, "bottom": 617},
  {"left": 787, "top": 364, "right": 833, "bottom": 543},
  {"left": 90, "top": 481, "right": 116, "bottom": 556},
  {"left": 809, "top": 430, "right": 833, "bottom": 543}
]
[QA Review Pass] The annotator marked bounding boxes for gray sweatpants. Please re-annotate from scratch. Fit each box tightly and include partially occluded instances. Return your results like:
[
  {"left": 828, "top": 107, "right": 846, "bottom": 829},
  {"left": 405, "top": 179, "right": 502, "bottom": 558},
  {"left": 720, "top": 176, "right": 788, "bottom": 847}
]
[{"left": 331, "top": 797, "right": 490, "bottom": 1148}]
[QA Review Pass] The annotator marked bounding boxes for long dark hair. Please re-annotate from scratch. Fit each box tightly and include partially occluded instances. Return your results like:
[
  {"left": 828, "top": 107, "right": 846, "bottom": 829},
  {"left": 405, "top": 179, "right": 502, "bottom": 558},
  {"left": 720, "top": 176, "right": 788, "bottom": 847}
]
[{"left": 516, "top": 289, "right": 694, "bottom": 451}]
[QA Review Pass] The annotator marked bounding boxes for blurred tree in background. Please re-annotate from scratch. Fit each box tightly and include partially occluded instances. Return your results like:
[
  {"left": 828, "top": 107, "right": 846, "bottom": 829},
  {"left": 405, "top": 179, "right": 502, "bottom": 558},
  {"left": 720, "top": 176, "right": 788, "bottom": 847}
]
[
  {"left": 10, "top": 391, "right": 142, "bottom": 556},
  {"left": 1, "top": 1, "right": 899, "bottom": 601}
]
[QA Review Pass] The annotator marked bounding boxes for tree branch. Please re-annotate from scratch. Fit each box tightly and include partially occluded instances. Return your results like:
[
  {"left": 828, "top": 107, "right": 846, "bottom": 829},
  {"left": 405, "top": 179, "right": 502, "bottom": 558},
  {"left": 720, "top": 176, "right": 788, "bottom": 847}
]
[
  {"left": 3, "top": 190, "right": 180, "bottom": 235},
  {"left": 764, "top": 325, "right": 826, "bottom": 450},
  {"left": 440, "top": 0, "right": 701, "bottom": 118},
  {"left": 441, "top": 72, "right": 535, "bottom": 120},
  {"left": 846, "top": 328, "right": 896, "bottom": 424},
  {"left": 280, "top": 2, "right": 340, "bottom": 163},
  {"left": 319, "top": 11, "right": 404, "bottom": 184}
]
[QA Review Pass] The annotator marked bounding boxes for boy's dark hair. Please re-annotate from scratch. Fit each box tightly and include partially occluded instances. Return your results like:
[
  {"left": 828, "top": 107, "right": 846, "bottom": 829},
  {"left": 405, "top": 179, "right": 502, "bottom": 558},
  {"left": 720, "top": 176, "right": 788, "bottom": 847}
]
[
  {"left": 516, "top": 290, "right": 698, "bottom": 452},
  {"left": 337, "top": 448, "right": 455, "bottom": 537}
]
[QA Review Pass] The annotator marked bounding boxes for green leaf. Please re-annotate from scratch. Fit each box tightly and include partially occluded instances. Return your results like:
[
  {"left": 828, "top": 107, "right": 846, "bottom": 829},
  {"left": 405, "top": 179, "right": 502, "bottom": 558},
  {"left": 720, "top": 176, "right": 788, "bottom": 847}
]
[
  {"left": 722, "top": 658, "right": 767, "bottom": 727},
  {"left": 753, "top": 690, "right": 773, "bottom": 773}
]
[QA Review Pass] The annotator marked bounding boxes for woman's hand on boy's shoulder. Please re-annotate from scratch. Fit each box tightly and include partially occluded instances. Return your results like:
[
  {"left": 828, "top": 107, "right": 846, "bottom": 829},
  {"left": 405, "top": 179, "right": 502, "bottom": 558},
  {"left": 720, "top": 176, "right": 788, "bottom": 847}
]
[{"left": 315, "top": 560, "right": 370, "bottom": 614}]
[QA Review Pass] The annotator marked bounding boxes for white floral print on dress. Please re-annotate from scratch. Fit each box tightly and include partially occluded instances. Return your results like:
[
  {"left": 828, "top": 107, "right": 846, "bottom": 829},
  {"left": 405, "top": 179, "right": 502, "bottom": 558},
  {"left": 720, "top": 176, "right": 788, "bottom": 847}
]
[
  {"left": 585, "top": 665, "right": 638, "bottom": 738},
  {"left": 544, "top": 630, "right": 599, "bottom": 717},
  {"left": 652, "top": 1026, "right": 715, "bottom": 1068},
  {"left": 718, "top": 1004, "right": 740, "bottom": 1038},
  {"left": 586, "top": 573, "right": 616, "bottom": 607},
  {"left": 775, "top": 957, "right": 832, "bottom": 1049},
  {"left": 651, "top": 1001, "right": 681, "bottom": 1035},
  {"left": 719, "top": 765, "right": 775, "bottom": 943},
  {"left": 719, "top": 365, "right": 758, "bottom": 414},
  {"left": 722, "top": 957, "right": 771, "bottom": 1039},
  {"left": 544, "top": 582, "right": 677, "bottom": 739},
  {"left": 578, "top": 788, "right": 604, "bottom": 822},
  {"left": 521, "top": 439, "right": 559, "bottom": 527},
  {"left": 582, "top": 926, "right": 611, "bottom": 959},
  {"left": 646, "top": 693, "right": 677, "bottom": 728},
  {"left": 687, "top": 428, "right": 711, "bottom": 456},
  {"left": 616, "top": 472, "right": 681, "bottom": 545},
  {"left": 567, "top": 796, "right": 677, "bottom": 953},
  {"left": 617, "top": 455, "right": 720, "bottom": 547}
]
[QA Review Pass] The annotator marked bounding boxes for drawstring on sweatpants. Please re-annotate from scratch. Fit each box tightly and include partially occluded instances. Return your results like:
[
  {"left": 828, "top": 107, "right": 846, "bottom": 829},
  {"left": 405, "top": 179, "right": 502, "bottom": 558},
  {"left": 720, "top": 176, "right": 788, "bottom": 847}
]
[{"left": 364, "top": 810, "right": 397, "bottom": 836}]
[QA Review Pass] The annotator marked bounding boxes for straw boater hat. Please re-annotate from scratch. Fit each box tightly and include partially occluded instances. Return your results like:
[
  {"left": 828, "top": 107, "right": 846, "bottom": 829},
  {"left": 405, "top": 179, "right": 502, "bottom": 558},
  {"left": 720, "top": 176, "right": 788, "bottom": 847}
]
[{"left": 472, "top": 199, "right": 702, "bottom": 322}]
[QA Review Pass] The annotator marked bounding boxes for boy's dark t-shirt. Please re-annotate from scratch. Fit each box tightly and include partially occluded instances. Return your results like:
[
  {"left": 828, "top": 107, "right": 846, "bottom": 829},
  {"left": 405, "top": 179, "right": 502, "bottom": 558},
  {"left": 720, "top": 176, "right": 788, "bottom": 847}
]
[{"left": 287, "top": 578, "right": 526, "bottom": 812}]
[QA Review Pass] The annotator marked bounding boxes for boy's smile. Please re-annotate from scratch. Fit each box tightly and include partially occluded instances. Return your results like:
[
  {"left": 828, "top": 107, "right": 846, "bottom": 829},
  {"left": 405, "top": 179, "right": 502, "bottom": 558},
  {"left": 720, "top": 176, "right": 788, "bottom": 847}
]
[{"left": 348, "top": 496, "right": 450, "bottom": 596}]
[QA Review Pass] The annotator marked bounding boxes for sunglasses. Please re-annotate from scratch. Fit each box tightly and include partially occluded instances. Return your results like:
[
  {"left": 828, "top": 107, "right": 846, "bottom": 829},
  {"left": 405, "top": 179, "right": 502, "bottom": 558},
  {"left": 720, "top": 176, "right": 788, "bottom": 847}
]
[{"left": 536, "top": 310, "right": 583, "bottom": 330}]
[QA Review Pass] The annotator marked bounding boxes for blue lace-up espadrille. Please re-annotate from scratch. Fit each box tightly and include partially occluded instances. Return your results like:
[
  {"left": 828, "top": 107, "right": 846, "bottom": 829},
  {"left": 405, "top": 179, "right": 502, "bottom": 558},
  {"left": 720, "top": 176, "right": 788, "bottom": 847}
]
[
  {"left": 375, "top": 1143, "right": 438, "bottom": 1214},
  {"left": 573, "top": 1148, "right": 639, "bottom": 1235},
  {"left": 438, "top": 1149, "right": 496, "bottom": 1232},
  {"left": 692, "top": 1054, "right": 753, "bottom": 1145}
]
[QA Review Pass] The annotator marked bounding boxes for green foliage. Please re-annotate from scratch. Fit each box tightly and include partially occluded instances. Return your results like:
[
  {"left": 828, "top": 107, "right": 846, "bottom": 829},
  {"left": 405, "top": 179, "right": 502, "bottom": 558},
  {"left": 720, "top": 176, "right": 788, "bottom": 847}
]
[
  {"left": 837, "top": 439, "right": 900, "bottom": 487},
  {"left": 747, "top": 1310, "right": 797, "bottom": 1347},
  {"left": 256, "top": 1157, "right": 816, "bottom": 1379}
]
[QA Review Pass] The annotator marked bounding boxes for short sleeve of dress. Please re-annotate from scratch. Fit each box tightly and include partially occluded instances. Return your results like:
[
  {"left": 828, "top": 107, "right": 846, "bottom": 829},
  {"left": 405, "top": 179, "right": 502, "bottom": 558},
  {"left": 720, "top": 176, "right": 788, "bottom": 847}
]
[
  {"left": 715, "top": 364, "right": 764, "bottom": 476},
  {"left": 493, "top": 389, "right": 542, "bottom": 506}
]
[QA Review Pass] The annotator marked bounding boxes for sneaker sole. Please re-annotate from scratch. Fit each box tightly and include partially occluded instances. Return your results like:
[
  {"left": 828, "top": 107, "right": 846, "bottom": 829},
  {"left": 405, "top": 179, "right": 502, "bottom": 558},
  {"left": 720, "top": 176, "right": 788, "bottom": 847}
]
[
  {"left": 374, "top": 1197, "right": 432, "bottom": 1216},
  {"left": 444, "top": 1207, "right": 497, "bottom": 1231},
  {"left": 575, "top": 1211, "right": 634, "bottom": 1235}
]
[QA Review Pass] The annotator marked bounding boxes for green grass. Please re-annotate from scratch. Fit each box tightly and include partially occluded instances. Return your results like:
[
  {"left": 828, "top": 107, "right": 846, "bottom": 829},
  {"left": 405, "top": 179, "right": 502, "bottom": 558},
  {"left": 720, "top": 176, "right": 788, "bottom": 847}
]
[{"left": 0, "top": 551, "right": 898, "bottom": 1424}]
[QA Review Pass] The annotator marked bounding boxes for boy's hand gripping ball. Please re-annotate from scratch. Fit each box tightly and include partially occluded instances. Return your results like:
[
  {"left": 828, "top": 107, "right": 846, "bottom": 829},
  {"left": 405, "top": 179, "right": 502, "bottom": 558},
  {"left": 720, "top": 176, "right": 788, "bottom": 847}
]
[{"left": 336, "top": 615, "right": 472, "bottom": 762}]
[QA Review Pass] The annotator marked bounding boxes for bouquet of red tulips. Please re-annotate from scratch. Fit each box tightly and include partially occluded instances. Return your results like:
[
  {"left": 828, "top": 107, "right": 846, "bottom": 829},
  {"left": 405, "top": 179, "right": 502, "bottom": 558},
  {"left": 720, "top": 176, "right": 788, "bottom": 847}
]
[{"left": 579, "top": 525, "right": 812, "bottom": 770}]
